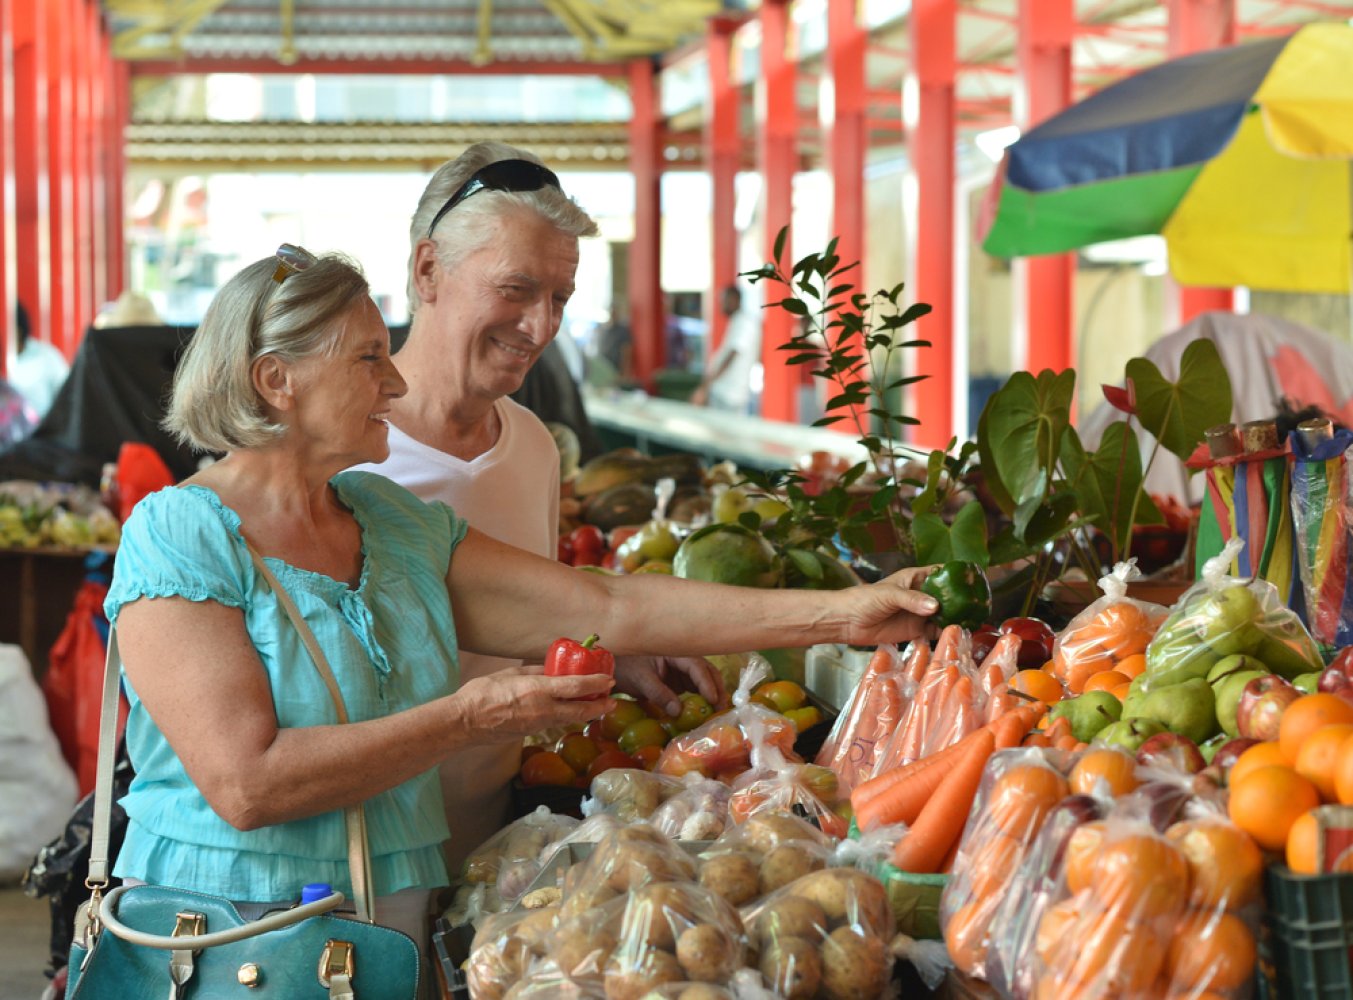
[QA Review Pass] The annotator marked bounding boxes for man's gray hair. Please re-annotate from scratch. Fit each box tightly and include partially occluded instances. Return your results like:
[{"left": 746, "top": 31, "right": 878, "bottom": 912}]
[
  {"left": 165, "top": 252, "right": 370, "bottom": 453},
  {"left": 406, "top": 141, "right": 598, "bottom": 314}
]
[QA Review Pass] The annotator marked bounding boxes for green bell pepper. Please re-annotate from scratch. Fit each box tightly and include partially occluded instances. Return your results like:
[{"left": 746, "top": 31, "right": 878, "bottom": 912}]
[{"left": 920, "top": 561, "right": 992, "bottom": 630}]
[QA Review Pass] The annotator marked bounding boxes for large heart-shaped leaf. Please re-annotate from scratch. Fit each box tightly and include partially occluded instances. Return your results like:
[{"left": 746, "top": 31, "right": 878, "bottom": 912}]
[
  {"left": 912, "top": 501, "right": 990, "bottom": 566},
  {"left": 1062, "top": 423, "right": 1163, "bottom": 556},
  {"left": 1127, "top": 339, "right": 1232, "bottom": 462},
  {"left": 977, "top": 369, "right": 1076, "bottom": 514}
]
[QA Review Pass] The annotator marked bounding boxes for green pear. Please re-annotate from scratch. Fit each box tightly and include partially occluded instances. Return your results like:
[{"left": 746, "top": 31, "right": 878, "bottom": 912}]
[
  {"left": 1096, "top": 717, "right": 1167, "bottom": 753},
  {"left": 1050, "top": 690, "right": 1123, "bottom": 743},
  {"left": 1294, "top": 671, "right": 1323, "bottom": 694},
  {"left": 1200, "top": 733, "right": 1229, "bottom": 765},
  {"left": 1206, "top": 654, "right": 1269, "bottom": 687},
  {"left": 1123, "top": 676, "right": 1219, "bottom": 745},
  {"left": 1121, "top": 673, "right": 1152, "bottom": 719},
  {"left": 1195, "top": 585, "right": 1263, "bottom": 656},
  {"left": 1254, "top": 632, "right": 1324, "bottom": 680},
  {"left": 1213, "top": 670, "right": 1269, "bottom": 737},
  {"left": 1145, "top": 636, "right": 1221, "bottom": 688}
]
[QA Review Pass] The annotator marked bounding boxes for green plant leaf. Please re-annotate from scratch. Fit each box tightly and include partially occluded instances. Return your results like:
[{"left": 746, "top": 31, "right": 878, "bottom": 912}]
[
  {"left": 911, "top": 449, "right": 947, "bottom": 515},
  {"left": 1127, "top": 339, "right": 1232, "bottom": 462},
  {"left": 976, "top": 369, "right": 1075, "bottom": 514},
  {"left": 773, "top": 225, "right": 788, "bottom": 264},
  {"left": 1062, "top": 423, "right": 1164, "bottom": 557},
  {"left": 911, "top": 501, "right": 989, "bottom": 566},
  {"left": 1015, "top": 491, "right": 1080, "bottom": 548},
  {"left": 785, "top": 547, "right": 824, "bottom": 581}
]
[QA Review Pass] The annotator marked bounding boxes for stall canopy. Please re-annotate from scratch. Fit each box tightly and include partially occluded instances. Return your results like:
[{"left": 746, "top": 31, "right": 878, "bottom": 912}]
[{"left": 980, "top": 21, "right": 1353, "bottom": 293}]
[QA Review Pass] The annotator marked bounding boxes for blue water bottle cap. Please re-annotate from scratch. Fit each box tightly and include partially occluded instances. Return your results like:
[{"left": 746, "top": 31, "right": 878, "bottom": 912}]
[{"left": 300, "top": 883, "right": 333, "bottom": 905}]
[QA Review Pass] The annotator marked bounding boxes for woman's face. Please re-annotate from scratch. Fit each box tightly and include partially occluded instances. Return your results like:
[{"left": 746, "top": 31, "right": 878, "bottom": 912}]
[{"left": 286, "top": 296, "right": 407, "bottom": 468}]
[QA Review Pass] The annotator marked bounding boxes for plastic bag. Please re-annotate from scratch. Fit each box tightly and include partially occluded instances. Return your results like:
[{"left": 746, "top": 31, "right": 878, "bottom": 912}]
[
  {"left": 743, "top": 866, "right": 895, "bottom": 1000},
  {"left": 1145, "top": 538, "right": 1323, "bottom": 691},
  {"left": 694, "top": 812, "right": 832, "bottom": 908},
  {"left": 648, "top": 775, "right": 733, "bottom": 841},
  {"left": 814, "top": 644, "right": 913, "bottom": 794},
  {"left": 582, "top": 767, "right": 685, "bottom": 824},
  {"left": 557, "top": 824, "right": 698, "bottom": 921},
  {"left": 460, "top": 805, "right": 581, "bottom": 907},
  {"left": 465, "top": 906, "right": 561, "bottom": 1000},
  {"left": 1050, "top": 560, "right": 1169, "bottom": 696},
  {"left": 727, "top": 713, "right": 848, "bottom": 838},
  {"left": 655, "top": 658, "right": 798, "bottom": 783}
]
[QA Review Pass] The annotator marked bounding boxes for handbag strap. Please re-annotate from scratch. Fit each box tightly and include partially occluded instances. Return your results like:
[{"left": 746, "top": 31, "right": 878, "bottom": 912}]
[{"left": 85, "top": 539, "right": 377, "bottom": 926}]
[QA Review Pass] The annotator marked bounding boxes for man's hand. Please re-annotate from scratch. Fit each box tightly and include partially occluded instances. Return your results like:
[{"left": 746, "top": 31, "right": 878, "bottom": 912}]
[{"left": 613, "top": 655, "right": 725, "bottom": 718}]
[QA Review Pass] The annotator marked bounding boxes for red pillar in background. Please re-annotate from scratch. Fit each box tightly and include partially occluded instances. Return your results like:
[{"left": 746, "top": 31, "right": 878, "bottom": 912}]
[
  {"left": 0, "top": 0, "right": 16, "bottom": 371},
  {"left": 1167, "top": 0, "right": 1236, "bottom": 325},
  {"left": 824, "top": 0, "right": 866, "bottom": 290},
  {"left": 1015, "top": 0, "right": 1074, "bottom": 378},
  {"left": 45, "top": 0, "right": 74, "bottom": 356},
  {"left": 704, "top": 17, "right": 739, "bottom": 356},
  {"left": 906, "top": 0, "right": 957, "bottom": 448},
  {"left": 13, "top": 0, "right": 49, "bottom": 350},
  {"left": 70, "top": 0, "right": 92, "bottom": 333},
  {"left": 627, "top": 58, "right": 663, "bottom": 388},
  {"left": 756, "top": 0, "right": 796, "bottom": 422},
  {"left": 85, "top": 0, "right": 107, "bottom": 314},
  {"left": 105, "top": 44, "right": 127, "bottom": 296}
]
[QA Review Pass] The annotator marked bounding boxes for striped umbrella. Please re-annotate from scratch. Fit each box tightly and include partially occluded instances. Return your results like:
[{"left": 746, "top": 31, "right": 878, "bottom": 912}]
[
  {"left": 980, "top": 22, "right": 1353, "bottom": 293},
  {"left": 1290, "top": 428, "right": 1353, "bottom": 649}
]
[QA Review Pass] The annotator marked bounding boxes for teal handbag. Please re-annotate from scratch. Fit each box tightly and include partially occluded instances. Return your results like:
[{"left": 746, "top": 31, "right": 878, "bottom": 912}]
[{"left": 66, "top": 544, "right": 421, "bottom": 999}]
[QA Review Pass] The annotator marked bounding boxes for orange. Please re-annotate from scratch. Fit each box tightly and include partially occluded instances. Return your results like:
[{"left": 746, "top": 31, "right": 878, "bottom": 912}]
[
  {"left": 1108, "top": 681, "right": 1132, "bottom": 702},
  {"left": 1083, "top": 669, "right": 1131, "bottom": 694},
  {"left": 1034, "top": 897, "right": 1082, "bottom": 967},
  {"left": 1165, "top": 910, "right": 1257, "bottom": 993},
  {"left": 985, "top": 764, "right": 1071, "bottom": 837},
  {"left": 1062, "top": 820, "right": 1106, "bottom": 894},
  {"left": 1287, "top": 810, "right": 1319, "bottom": 874},
  {"left": 1226, "top": 740, "right": 1286, "bottom": 787},
  {"left": 1227, "top": 764, "right": 1321, "bottom": 851},
  {"left": 1335, "top": 731, "right": 1353, "bottom": 804},
  {"left": 1114, "top": 653, "right": 1147, "bottom": 679},
  {"left": 1090, "top": 832, "right": 1189, "bottom": 919},
  {"left": 1165, "top": 817, "right": 1263, "bottom": 911},
  {"left": 1044, "top": 906, "right": 1164, "bottom": 994},
  {"left": 944, "top": 898, "right": 994, "bottom": 976},
  {"left": 1057, "top": 645, "right": 1117, "bottom": 694},
  {"left": 1070, "top": 747, "right": 1139, "bottom": 798},
  {"left": 1295, "top": 723, "right": 1353, "bottom": 801},
  {"left": 1011, "top": 668, "right": 1066, "bottom": 706},
  {"left": 965, "top": 830, "right": 1025, "bottom": 899},
  {"left": 1279, "top": 694, "right": 1353, "bottom": 763}
]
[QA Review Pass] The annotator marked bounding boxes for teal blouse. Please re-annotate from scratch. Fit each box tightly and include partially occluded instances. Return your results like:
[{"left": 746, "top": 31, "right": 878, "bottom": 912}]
[{"left": 104, "top": 471, "right": 468, "bottom": 902}]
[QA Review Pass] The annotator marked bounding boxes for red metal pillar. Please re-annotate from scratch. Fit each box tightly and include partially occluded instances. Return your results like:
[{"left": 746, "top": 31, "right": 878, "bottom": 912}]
[
  {"left": 704, "top": 17, "right": 739, "bottom": 357},
  {"left": 12, "top": 0, "right": 48, "bottom": 351},
  {"left": 0, "top": 0, "right": 15, "bottom": 370},
  {"left": 824, "top": 0, "right": 867, "bottom": 288},
  {"left": 627, "top": 58, "right": 663, "bottom": 388},
  {"left": 85, "top": 0, "right": 106, "bottom": 314},
  {"left": 906, "top": 0, "right": 957, "bottom": 448},
  {"left": 1167, "top": 0, "right": 1236, "bottom": 325},
  {"left": 105, "top": 44, "right": 127, "bottom": 296},
  {"left": 1015, "top": 0, "right": 1074, "bottom": 378},
  {"left": 69, "top": 0, "right": 91, "bottom": 339},
  {"left": 756, "top": 0, "right": 797, "bottom": 423},
  {"left": 46, "top": 0, "right": 74, "bottom": 356}
]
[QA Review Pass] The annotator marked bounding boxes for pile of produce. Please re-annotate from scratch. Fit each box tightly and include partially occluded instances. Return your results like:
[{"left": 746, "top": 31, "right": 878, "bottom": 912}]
[{"left": 0, "top": 480, "right": 120, "bottom": 548}]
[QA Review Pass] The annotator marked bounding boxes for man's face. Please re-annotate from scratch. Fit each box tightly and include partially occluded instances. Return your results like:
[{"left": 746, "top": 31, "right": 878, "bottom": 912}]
[{"left": 423, "top": 209, "right": 579, "bottom": 401}]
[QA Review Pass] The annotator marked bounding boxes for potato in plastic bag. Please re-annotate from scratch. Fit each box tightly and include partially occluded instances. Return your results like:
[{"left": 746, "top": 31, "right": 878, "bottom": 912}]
[
  {"left": 744, "top": 866, "right": 893, "bottom": 1000},
  {"left": 465, "top": 905, "right": 560, "bottom": 1000},
  {"left": 559, "top": 824, "right": 698, "bottom": 920},
  {"left": 1144, "top": 538, "right": 1322, "bottom": 691},
  {"left": 656, "top": 658, "right": 798, "bottom": 782},
  {"left": 461, "top": 804, "right": 581, "bottom": 904},
  {"left": 695, "top": 811, "right": 833, "bottom": 907},
  {"left": 584, "top": 768, "right": 685, "bottom": 824},
  {"left": 1050, "top": 560, "right": 1169, "bottom": 695}
]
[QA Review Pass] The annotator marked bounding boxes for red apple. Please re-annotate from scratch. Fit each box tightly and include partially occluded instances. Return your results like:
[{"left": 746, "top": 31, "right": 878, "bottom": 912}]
[
  {"left": 1000, "top": 617, "right": 1057, "bottom": 669},
  {"left": 970, "top": 624, "right": 1001, "bottom": 665},
  {"left": 1136, "top": 732, "right": 1206, "bottom": 774},
  {"left": 1318, "top": 647, "right": 1353, "bottom": 700},
  {"left": 1133, "top": 781, "right": 1191, "bottom": 832},
  {"left": 1236, "top": 675, "right": 1300, "bottom": 741},
  {"left": 1212, "top": 737, "right": 1260, "bottom": 777}
]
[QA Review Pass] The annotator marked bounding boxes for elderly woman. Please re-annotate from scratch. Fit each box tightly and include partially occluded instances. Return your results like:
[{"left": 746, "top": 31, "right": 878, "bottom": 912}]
[{"left": 105, "top": 246, "right": 937, "bottom": 960}]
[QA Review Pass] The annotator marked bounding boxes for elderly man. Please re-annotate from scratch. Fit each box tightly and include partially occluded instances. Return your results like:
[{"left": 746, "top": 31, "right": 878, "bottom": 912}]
[{"left": 354, "top": 142, "right": 722, "bottom": 870}]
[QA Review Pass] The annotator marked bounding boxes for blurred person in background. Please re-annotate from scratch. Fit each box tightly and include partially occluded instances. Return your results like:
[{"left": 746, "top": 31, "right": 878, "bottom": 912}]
[
  {"left": 690, "top": 283, "right": 761, "bottom": 414},
  {"left": 93, "top": 290, "right": 164, "bottom": 330},
  {"left": 10, "top": 303, "right": 69, "bottom": 420}
]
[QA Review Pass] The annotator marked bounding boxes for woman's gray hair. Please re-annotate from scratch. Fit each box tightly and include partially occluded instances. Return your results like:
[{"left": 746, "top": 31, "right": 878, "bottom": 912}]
[
  {"left": 406, "top": 141, "right": 599, "bottom": 314},
  {"left": 165, "top": 252, "right": 371, "bottom": 453}
]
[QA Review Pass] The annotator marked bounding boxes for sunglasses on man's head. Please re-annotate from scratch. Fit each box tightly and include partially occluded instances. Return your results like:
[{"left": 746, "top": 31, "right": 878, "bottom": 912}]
[
  {"left": 425, "top": 159, "right": 562, "bottom": 238},
  {"left": 272, "top": 243, "right": 319, "bottom": 284}
]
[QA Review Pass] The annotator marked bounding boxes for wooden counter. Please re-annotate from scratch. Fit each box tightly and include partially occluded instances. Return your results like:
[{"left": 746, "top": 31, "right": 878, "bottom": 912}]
[{"left": 0, "top": 546, "right": 112, "bottom": 679}]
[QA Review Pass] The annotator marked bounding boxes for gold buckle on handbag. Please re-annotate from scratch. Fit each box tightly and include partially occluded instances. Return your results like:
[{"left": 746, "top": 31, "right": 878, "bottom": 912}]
[
  {"left": 318, "top": 939, "right": 354, "bottom": 988},
  {"left": 173, "top": 912, "right": 206, "bottom": 939}
]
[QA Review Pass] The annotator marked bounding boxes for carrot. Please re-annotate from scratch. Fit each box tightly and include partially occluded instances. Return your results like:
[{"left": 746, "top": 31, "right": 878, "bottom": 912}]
[
  {"left": 816, "top": 646, "right": 898, "bottom": 770},
  {"left": 1053, "top": 733, "right": 1080, "bottom": 751},
  {"left": 902, "top": 639, "right": 931, "bottom": 683},
  {"left": 924, "top": 674, "right": 975, "bottom": 755},
  {"left": 851, "top": 726, "right": 992, "bottom": 827},
  {"left": 940, "top": 835, "right": 962, "bottom": 874},
  {"left": 891, "top": 729, "right": 996, "bottom": 873},
  {"left": 932, "top": 624, "right": 964, "bottom": 663},
  {"left": 990, "top": 707, "right": 1028, "bottom": 749},
  {"left": 1023, "top": 732, "right": 1051, "bottom": 748}
]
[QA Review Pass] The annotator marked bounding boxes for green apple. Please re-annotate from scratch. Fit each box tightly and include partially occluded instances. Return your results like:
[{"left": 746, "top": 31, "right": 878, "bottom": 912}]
[
  {"left": 1123, "top": 676, "right": 1219, "bottom": 745},
  {"left": 1050, "top": 690, "right": 1123, "bottom": 743}
]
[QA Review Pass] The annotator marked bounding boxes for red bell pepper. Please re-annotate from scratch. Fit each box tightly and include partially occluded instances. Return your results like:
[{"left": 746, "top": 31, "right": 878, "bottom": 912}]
[{"left": 544, "top": 633, "right": 615, "bottom": 698}]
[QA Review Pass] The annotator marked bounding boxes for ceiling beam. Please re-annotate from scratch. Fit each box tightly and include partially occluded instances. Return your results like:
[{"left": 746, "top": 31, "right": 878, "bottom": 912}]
[{"left": 127, "top": 56, "right": 629, "bottom": 77}]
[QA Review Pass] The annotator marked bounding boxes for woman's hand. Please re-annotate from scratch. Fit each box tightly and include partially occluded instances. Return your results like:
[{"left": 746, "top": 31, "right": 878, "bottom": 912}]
[
  {"left": 452, "top": 665, "right": 617, "bottom": 745},
  {"left": 613, "top": 655, "right": 726, "bottom": 717},
  {"left": 836, "top": 565, "right": 940, "bottom": 647}
]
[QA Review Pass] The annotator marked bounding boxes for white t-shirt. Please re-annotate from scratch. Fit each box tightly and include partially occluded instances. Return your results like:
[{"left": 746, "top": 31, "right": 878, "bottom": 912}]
[
  {"left": 353, "top": 395, "right": 560, "bottom": 872},
  {"left": 709, "top": 310, "right": 762, "bottom": 414},
  {"left": 10, "top": 338, "right": 69, "bottom": 419}
]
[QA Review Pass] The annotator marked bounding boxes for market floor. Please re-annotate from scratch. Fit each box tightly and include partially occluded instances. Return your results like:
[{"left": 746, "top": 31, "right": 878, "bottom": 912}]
[{"left": 0, "top": 882, "right": 52, "bottom": 999}]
